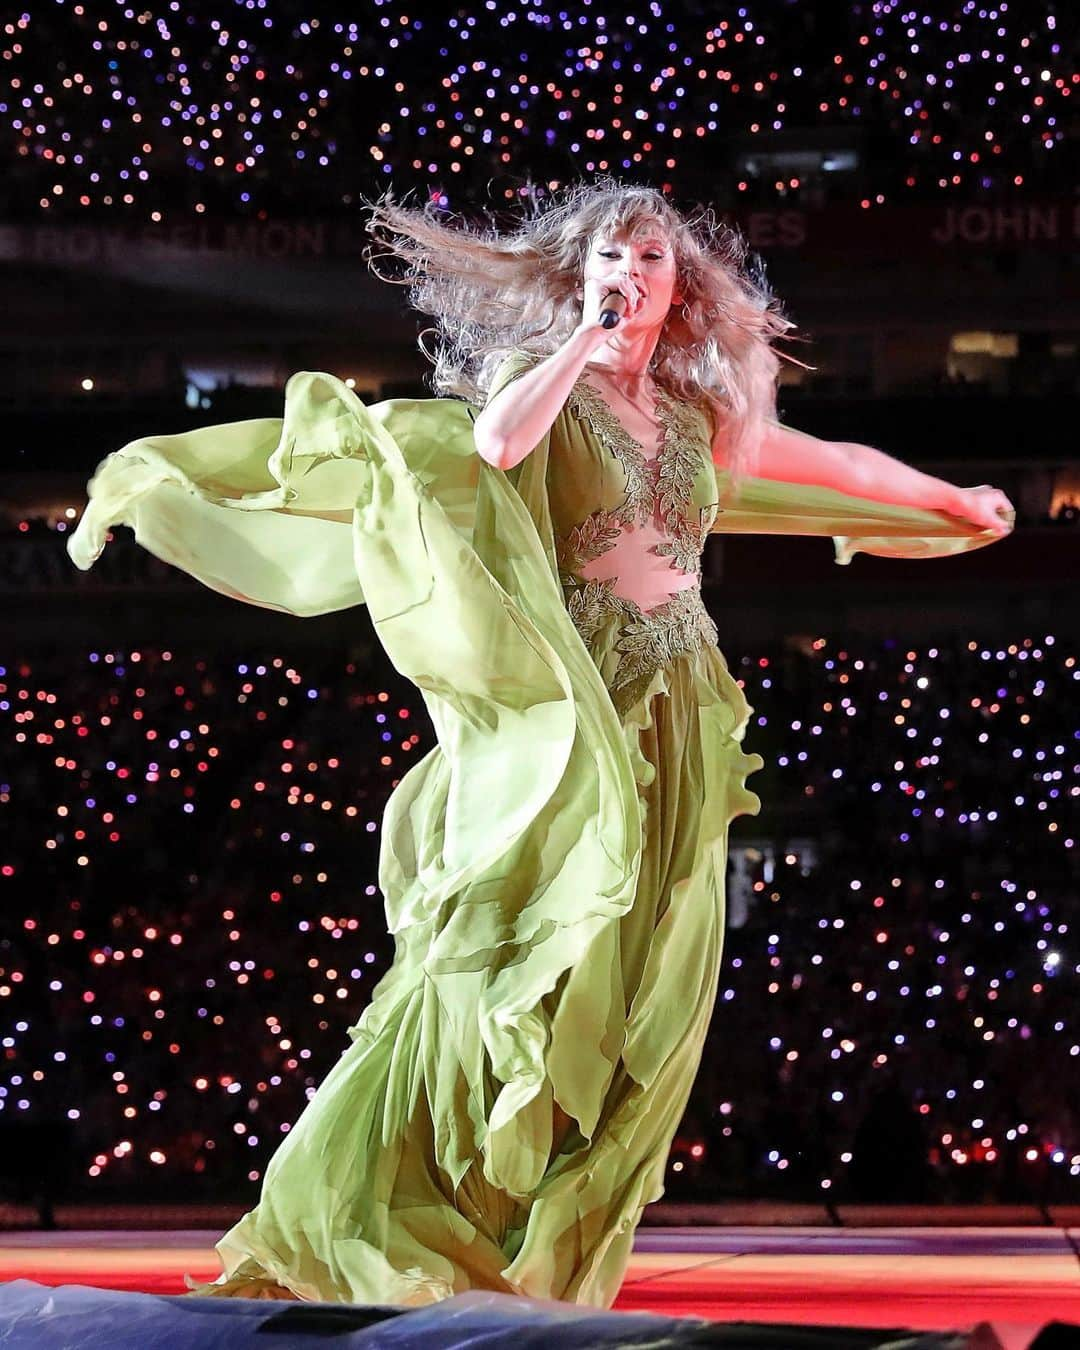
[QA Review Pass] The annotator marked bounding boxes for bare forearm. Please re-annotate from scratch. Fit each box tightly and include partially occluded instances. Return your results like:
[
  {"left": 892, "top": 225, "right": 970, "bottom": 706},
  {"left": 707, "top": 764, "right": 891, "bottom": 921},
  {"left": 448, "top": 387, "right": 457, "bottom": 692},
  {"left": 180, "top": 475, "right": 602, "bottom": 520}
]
[
  {"left": 473, "top": 328, "right": 600, "bottom": 469},
  {"left": 840, "top": 440, "right": 965, "bottom": 515},
  {"left": 756, "top": 420, "right": 964, "bottom": 514},
  {"left": 753, "top": 420, "right": 1014, "bottom": 534}
]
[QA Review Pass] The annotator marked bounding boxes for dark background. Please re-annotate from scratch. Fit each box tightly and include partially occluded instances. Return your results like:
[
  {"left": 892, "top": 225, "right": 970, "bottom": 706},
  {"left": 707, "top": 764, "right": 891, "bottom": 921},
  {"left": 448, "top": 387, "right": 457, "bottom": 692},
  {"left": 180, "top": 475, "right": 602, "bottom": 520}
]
[{"left": 1, "top": 0, "right": 1077, "bottom": 1218}]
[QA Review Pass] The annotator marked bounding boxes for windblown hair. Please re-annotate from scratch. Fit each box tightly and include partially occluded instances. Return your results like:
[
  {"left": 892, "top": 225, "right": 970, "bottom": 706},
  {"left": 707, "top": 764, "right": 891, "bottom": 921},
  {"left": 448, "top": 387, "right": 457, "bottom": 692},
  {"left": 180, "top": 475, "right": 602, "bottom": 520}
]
[{"left": 364, "top": 178, "right": 810, "bottom": 479}]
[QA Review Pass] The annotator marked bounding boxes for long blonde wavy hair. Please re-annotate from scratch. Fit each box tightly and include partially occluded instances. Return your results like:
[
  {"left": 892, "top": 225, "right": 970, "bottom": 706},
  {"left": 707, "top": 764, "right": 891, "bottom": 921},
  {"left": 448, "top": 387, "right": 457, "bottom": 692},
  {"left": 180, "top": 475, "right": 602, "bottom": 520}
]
[{"left": 364, "top": 178, "right": 809, "bottom": 479}]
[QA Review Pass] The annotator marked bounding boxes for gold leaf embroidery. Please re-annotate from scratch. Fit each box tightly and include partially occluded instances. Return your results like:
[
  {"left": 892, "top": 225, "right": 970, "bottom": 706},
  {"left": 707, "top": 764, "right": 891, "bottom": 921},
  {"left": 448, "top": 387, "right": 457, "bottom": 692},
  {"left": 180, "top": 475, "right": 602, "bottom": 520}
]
[
  {"left": 655, "top": 504, "right": 717, "bottom": 573},
  {"left": 556, "top": 509, "right": 624, "bottom": 583},
  {"left": 567, "top": 379, "right": 653, "bottom": 526},
  {"left": 565, "top": 377, "right": 712, "bottom": 577},
  {"left": 566, "top": 576, "right": 625, "bottom": 648},
  {"left": 564, "top": 581, "right": 719, "bottom": 716},
  {"left": 559, "top": 381, "right": 721, "bottom": 710},
  {"left": 653, "top": 395, "right": 713, "bottom": 575},
  {"left": 609, "top": 587, "right": 718, "bottom": 697}
]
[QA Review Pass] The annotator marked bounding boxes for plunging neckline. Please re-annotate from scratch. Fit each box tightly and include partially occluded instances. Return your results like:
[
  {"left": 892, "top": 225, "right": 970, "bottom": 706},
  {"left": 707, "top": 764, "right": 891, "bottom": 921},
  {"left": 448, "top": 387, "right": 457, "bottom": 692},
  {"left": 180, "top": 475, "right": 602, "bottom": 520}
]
[{"left": 577, "top": 373, "right": 668, "bottom": 464}]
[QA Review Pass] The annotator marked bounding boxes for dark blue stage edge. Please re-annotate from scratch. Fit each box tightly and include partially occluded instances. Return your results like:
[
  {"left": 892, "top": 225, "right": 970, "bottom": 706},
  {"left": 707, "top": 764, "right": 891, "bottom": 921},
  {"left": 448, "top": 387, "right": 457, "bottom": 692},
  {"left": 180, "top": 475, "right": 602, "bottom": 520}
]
[{"left": 0, "top": 1279, "right": 1037, "bottom": 1348}]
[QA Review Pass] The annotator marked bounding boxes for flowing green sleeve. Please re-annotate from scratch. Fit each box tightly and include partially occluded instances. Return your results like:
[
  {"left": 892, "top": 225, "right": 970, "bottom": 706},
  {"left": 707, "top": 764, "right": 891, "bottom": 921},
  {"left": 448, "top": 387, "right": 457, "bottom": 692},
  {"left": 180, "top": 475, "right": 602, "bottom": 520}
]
[
  {"left": 709, "top": 467, "right": 1011, "bottom": 564},
  {"left": 66, "top": 373, "right": 370, "bottom": 616},
  {"left": 65, "top": 371, "right": 640, "bottom": 1200},
  {"left": 65, "top": 372, "right": 486, "bottom": 616}
]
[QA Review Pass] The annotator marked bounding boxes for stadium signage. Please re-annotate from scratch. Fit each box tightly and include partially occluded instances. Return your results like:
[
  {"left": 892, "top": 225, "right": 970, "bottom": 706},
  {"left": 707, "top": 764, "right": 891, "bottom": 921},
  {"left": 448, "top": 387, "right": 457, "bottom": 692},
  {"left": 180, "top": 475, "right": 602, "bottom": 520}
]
[
  {"left": 4, "top": 201, "right": 1079, "bottom": 269},
  {"left": 931, "top": 204, "right": 1068, "bottom": 245}
]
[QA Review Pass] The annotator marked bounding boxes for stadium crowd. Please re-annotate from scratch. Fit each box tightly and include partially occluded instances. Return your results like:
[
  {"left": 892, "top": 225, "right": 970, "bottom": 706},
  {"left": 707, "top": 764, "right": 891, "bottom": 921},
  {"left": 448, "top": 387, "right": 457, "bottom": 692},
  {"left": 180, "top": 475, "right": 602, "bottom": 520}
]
[
  {"left": 2, "top": 0, "right": 1078, "bottom": 1226},
  {"left": 3, "top": 1, "right": 1075, "bottom": 221},
  {"left": 2, "top": 630, "right": 1076, "bottom": 1208}
]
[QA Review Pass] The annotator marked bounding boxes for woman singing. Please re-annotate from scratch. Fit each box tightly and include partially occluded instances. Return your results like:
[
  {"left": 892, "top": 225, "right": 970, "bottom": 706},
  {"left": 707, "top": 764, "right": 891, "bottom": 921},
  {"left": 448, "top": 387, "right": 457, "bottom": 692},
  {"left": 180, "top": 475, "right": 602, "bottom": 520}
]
[{"left": 68, "top": 179, "right": 1014, "bottom": 1307}]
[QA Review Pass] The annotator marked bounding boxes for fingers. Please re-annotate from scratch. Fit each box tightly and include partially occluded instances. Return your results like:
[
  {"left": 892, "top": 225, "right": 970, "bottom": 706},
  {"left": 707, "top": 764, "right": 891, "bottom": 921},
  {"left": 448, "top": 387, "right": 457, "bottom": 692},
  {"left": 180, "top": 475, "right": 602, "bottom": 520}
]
[
  {"left": 971, "top": 486, "right": 1016, "bottom": 530},
  {"left": 586, "top": 277, "right": 643, "bottom": 330},
  {"left": 991, "top": 496, "right": 1014, "bottom": 532},
  {"left": 608, "top": 277, "right": 642, "bottom": 310},
  {"left": 960, "top": 486, "right": 1014, "bottom": 533},
  {"left": 990, "top": 490, "right": 1015, "bottom": 527},
  {"left": 588, "top": 278, "right": 636, "bottom": 311}
]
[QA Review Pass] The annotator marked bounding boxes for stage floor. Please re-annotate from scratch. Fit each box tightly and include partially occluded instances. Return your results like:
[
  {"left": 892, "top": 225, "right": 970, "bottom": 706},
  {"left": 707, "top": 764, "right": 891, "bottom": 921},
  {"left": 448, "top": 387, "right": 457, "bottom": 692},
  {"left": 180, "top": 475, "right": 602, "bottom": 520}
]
[{"left": 1, "top": 1226, "right": 1078, "bottom": 1337}]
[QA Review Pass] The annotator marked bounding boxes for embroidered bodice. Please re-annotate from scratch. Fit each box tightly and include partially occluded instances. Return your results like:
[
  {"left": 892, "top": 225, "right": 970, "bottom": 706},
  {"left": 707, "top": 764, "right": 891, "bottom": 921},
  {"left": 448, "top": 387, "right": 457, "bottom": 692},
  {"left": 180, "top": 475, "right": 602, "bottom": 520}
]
[
  {"left": 557, "top": 376, "right": 719, "bottom": 606},
  {"left": 485, "top": 350, "right": 722, "bottom": 713}
]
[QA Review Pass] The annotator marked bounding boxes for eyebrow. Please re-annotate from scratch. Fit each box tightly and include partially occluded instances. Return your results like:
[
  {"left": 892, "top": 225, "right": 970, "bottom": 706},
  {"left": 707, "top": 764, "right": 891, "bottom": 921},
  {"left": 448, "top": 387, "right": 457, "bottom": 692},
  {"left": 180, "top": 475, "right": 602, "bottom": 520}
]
[{"left": 596, "top": 237, "right": 669, "bottom": 249}]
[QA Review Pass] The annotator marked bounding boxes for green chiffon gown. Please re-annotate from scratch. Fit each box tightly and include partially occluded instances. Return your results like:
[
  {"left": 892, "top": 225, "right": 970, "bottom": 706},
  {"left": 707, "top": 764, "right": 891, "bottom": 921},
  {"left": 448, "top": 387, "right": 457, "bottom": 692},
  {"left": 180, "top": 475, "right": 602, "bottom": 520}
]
[{"left": 67, "top": 353, "right": 1005, "bottom": 1308}]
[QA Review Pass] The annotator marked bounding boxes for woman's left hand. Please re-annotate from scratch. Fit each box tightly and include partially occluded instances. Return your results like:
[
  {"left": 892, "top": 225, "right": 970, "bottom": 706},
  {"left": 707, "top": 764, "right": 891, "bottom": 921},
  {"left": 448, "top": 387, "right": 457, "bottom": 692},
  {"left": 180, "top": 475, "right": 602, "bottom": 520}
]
[{"left": 952, "top": 484, "right": 1016, "bottom": 535}]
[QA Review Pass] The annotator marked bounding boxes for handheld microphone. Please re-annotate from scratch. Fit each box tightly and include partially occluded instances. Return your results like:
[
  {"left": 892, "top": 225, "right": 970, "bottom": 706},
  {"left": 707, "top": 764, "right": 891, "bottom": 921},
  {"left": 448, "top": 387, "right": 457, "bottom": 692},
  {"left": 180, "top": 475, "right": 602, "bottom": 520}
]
[{"left": 598, "top": 292, "right": 627, "bottom": 330}]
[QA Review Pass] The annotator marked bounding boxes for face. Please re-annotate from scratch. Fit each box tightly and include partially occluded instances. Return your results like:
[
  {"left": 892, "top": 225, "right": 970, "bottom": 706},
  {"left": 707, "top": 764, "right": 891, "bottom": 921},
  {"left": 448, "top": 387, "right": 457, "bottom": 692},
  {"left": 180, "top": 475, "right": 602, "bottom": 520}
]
[{"left": 582, "top": 225, "right": 680, "bottom": 332}]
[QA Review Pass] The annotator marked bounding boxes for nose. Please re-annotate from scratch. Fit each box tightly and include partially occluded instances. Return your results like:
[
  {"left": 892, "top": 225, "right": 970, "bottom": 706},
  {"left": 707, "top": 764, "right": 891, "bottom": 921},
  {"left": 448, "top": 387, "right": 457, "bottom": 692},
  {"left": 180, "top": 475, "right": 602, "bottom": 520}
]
[{"left": 614, "top": 263, "right": 642, "bottom": 288}]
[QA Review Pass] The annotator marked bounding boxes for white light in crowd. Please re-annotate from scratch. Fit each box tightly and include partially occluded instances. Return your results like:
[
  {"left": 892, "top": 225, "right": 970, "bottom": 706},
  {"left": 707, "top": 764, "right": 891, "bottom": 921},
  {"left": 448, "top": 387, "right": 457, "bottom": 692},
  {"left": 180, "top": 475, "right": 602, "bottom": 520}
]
[{"left": 81, "top": 378, "right": 94, "bottom": 391}]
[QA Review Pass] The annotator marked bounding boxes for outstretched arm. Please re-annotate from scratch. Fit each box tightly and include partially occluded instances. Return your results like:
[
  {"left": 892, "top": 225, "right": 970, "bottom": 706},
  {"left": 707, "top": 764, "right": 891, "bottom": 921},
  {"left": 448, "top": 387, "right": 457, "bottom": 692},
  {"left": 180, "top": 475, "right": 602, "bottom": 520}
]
[{"left": 741, "top": 418, "right": 1014, "bottom": 536}]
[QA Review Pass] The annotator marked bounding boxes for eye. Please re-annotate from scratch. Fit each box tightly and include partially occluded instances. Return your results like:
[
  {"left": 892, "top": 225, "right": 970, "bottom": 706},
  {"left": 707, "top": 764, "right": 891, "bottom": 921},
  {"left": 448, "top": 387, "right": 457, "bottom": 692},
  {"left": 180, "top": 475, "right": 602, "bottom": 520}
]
[{"left": 599, "top": 250, "right": 621, "bottom": 259}]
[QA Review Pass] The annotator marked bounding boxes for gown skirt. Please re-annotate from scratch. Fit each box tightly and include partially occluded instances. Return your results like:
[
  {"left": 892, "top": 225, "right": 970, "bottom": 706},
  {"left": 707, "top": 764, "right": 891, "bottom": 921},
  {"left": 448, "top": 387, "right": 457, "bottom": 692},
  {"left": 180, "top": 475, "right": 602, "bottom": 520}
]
[{"left": 66, "top": 371, "right": 1002, "bottom": 1308}]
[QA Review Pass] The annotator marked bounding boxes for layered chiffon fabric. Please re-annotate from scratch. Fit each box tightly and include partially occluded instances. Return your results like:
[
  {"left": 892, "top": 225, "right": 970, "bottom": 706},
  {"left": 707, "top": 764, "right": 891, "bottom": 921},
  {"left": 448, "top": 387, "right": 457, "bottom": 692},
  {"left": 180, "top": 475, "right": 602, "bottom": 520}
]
[{"left": 67, "top": 371, "right": 1005, "bottom": 1307}]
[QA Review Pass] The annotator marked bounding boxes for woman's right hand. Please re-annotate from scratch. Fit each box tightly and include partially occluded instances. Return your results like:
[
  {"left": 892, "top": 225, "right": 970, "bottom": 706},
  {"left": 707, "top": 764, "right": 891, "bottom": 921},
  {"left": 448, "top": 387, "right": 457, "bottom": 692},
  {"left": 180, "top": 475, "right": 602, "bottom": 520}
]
[
  {"left": 574, "top": 275, "right": 645, "bottom": 340},
  {"left": 950, "top": 484, "right": 1016, "bottom": 535}
]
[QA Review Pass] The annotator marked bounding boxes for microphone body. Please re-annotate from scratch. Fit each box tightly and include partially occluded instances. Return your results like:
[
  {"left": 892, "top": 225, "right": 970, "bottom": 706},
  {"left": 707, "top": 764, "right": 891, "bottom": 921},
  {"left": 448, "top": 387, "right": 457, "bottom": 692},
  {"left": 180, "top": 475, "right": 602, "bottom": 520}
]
[{"left": 598, "top": 291, "right": 628, "bottom": 330}]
